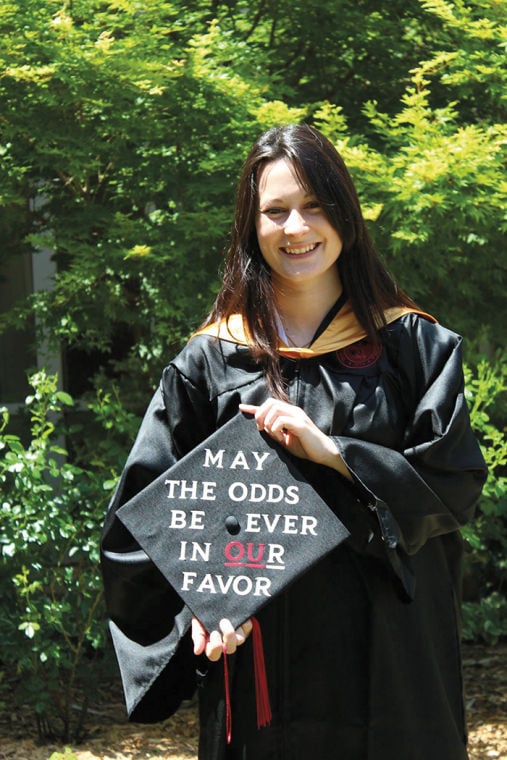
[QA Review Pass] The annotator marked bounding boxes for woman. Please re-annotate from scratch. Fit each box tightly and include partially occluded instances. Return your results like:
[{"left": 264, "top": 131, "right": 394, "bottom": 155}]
[{"left": 101, "top": 124, "right": 487, "bottom": 759}]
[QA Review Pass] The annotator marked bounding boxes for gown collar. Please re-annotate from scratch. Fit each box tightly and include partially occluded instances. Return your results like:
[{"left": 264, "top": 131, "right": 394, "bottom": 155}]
[{"left": 192, "top": 301, "right": 436, "bottom": 358}]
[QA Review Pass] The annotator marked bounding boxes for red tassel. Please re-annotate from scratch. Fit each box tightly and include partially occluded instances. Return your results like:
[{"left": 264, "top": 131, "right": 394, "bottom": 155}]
[
  {"left": 223, "top": 643, "right": 232, "bottom": 744},
  {"left": 222, "top": 617, "right": 272, "bottom": 745},
  {"left": 251, "top": 616, "right": 272, "bottom": 729}
]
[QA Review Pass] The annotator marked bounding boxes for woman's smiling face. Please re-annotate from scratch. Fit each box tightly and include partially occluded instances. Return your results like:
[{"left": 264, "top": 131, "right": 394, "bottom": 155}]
[{"left": 256, "top": 158, "right": 343, "bottom": 292}]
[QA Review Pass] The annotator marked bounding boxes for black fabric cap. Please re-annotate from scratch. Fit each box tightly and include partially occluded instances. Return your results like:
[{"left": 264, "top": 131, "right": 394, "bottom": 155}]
[{"left": 117, "top": 413, "right": 349, "bottom": 632}]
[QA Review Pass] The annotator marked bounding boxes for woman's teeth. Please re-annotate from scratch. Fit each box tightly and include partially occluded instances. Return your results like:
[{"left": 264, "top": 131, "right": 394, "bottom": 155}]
[{"left": 283, "top": 243, "right": 317, "bottom": 255}]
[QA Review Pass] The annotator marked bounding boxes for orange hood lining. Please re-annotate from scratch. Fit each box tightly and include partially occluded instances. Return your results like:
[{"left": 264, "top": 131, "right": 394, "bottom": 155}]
[{"left": 192, "top": 302, "right": 436, "bottom": 359}]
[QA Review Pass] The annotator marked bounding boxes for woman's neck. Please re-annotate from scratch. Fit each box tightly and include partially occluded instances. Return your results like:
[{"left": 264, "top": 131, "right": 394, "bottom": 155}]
[{"left": 274, "top": 277, "right": 343, "bottom": 347}]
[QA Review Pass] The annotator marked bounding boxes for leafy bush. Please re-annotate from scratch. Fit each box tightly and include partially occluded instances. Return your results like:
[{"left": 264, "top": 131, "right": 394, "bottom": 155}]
[
  {"left": 462, "top": 593, "right": 507, "bottom": 646},
  {"left": 0, "top": 372, "right": 111, "bottom": 741},
  {"left": 462, "top": 355, "right": 507, "bottom": 643}
]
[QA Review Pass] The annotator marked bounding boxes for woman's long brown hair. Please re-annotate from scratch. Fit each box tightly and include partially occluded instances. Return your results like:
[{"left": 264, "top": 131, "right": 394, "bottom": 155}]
[{"left": 202, "top": 124, "right": 417, "bottom": 398}]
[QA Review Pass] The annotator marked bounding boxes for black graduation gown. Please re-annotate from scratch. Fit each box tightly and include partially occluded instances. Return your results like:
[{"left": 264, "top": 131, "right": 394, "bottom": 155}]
[{"left": 100, "top": 313, "right": 487, "bottom": 760}]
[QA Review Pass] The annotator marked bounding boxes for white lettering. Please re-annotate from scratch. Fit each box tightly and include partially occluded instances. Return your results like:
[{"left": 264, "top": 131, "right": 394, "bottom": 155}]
[
  {"left": 267, "top": 484, "right": 284, "bottom": 503},
  {"left": 197, "top": 574, "right": 217, "bottom": 593},
  {"left": 189, "top": 510, "right": 205, "bottom": 530},
  {"left": 252, "top": 451, "right": 270, "bottom": 470},
  {"left": 283, "top": 515, "right": 299, "bottom": 534},
  {"left": 263, "top": 514, "right": 281, "bottom": 533},
  {"left": 180, "top": 480, "right": 198, "bottom": 498},
  {"left": 301, "top": 516, "right": 318, "bottom": 535},
  {"left": 229, "top": 482, "right": 248, "bottom": 501},
  {"left": 215, "top": 575, "right": 235, "bottom": 594},
  {"left": 232, "top": 576, "right": 253, "bottom": 595},
  {"left": 202, "top": 449, "right": 272, "bottom": 471},
  {"left": 166, "top": 480, "right": 217, "bottom": 501},
  {"left": 254, "top": 577, "right": 272, "bottom": 597},
  {"left": 203, "top": 449, "right": 224, "bottom": 469},
  {"left": 181, "top": 571, "right": 197, "bottom": 590},
  {"left": 185, "top": 573, "right": 272, "bottom": 597},
  {"left": 243, "top": 512, "right": 317, "bottom": 535},
  {"left": 180, "top": 541, "right": 212, "bottom": 561},
  {"left": 201, "top": 481, "right": 217, "bottom": 500},
  {"left": 227, "top": 484, "right": 302, "bottom": 504},
  {"left": 245, "top": 513, "right": 261, "bottom": 532},
  {"left": 190, "top": 542, "right": 211, "bottom": 561},
  {"left": 169, "top": 509, "right": 187, "bottom": 529},
  {"left": 169, "top": 509, "right": 206, "bottom": 529},
  {"left": 266, "top": 544, "right": 285, "bottom": 567},
  {"left": 250, "top": 484, "right": 266, "bottom": 502},
  {"left": 165, "top": 479, "right": 180, "bottom": 499},
  {"left": 230, "top": 450, "right": 249, "bottom": 470},
  {"left": 285, "top": 485, "right": 300, "bottom": 504}
]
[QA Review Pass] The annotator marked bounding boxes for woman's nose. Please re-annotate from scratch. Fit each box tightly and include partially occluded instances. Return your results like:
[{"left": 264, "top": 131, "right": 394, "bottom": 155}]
[{"left": 284, "top": 209, "right": 308, "bottom": 236}]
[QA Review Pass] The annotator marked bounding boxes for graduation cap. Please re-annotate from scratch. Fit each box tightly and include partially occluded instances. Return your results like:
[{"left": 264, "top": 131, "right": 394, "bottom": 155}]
[{"left": 116, "top": 412, "right": 349, "bottom": 738}]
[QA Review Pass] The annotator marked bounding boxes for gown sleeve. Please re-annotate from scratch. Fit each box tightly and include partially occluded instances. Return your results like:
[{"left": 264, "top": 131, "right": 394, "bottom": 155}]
[
  {"left": 100, "top": 361, "right": 214, "bottom": 722},
  {"left": 333, "top": 316, "right": 487, "bottom": 589}
]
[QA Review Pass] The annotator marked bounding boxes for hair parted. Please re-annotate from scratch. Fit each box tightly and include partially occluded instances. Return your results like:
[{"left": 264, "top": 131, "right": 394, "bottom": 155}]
[{"left": 203, "top": 123, "right": 417, "bottom": 398}]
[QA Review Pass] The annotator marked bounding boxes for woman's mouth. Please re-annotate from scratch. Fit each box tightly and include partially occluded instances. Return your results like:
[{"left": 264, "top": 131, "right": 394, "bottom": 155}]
[{"left": 281, "top": 243, "right": 319, "bottom": 256}]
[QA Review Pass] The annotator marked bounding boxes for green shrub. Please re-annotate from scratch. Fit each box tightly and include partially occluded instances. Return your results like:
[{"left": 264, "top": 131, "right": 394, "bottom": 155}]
[
  {"left": 462, "top": 354, "right": 507, "bottom": 643},
  {"left": 0, "top": 371, "right": 111, "bottom": 741},
  {"left": 462, "top": 593, "right": 507, "bottom": 646},
  {"left": 48, "top": 750, "right": 78, "bottom": 760}
]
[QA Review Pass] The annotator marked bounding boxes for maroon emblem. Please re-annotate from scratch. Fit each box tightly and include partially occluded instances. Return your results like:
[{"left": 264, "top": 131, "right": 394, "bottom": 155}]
[{"left": 337, "top": 339, "right": 382, "bottom": 369}]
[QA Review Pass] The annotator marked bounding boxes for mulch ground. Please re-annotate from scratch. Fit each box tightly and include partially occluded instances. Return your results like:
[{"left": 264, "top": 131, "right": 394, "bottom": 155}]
[{"left": 0, "top": 643, "right": 505, "bottom": 759}]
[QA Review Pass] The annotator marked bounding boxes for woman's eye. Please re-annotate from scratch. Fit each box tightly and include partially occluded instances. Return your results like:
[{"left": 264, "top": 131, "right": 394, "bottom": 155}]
[{"left": 261, "top": 201, "right": 320, "bottom": 217}]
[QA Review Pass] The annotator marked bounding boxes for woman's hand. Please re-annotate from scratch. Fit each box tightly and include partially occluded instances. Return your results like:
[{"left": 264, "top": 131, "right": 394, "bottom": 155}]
[
  {"left": 192, "top": 616, "right": 253, "bottom": 661},
  {"left": 239, "top": 399, "right": 352, "bottom": 481}
]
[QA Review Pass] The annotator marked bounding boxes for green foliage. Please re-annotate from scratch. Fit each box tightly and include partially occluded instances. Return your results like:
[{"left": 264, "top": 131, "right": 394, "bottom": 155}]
[
  {"left": 0, "top": 0, "right": 304, "bottom": 392},
  {"left": 210, "top": 0, "right": 444, "bottom": 133},
  {"left": 0, "top": 372, "right": 111, "bottom": 741},
  {"left": 462, "top": 355, "right": 507, "bottom": 643},
  {"left": 312, "top": 0, "right": 507, "bottom": 339},
  {"left": 48, "top": 747, "right": 77, "bottom": 760},
  {"left": 315, "top": 95, "right": 506, "bottom": 339},
  {"left": 48, "top": 751, "right": 78, "bottom": 760},
  {"left": 462, "top": 593, "right": 507, "bottom": 645},
  {"left": 418, "top": 0, "right": 507, "bottom": 120},
  {"left": 1, "top": 0, "right": 505, "bottom": 377}
]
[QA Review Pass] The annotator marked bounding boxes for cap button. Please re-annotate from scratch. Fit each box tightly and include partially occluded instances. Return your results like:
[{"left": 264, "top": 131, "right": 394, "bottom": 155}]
[{"left": 225, "top": 516, "right": 241, "bottom": 535}]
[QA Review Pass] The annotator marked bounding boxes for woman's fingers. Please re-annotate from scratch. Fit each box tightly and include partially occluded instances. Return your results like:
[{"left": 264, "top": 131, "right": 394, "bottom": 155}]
[
  {"left": 220, "top": 618, "right": 238, "bottom": 655},
  {"left": 240, "top": 400, "right": 304, "bottom": 434},
  {"left": 240, "top": 400, "right": 316, "bottom": 452},
  {"left": 236, "top": 618, "right": 253, "bottom": 646},
  {"left": 239, "top": 402, "right": 268, "bottom": 431},
  {"left": 239, "top": 400, "right": 351, "bottom": 478},
  {"left": 239, "top": 402, "right": 258, "bottom": 417},
  {"left": 191, "top": 616, "right": 208, "bottom": 655},
  {"left": 192, "top": 616, "right": 253, "bottom": 661},
  {"left": 205, "top": 629, "right": 224, "bottom": 661}
]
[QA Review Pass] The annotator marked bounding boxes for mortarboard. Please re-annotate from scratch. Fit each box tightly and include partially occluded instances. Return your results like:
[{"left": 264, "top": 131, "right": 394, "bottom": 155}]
[{"left": 116, "top": 412, "right": 349, "bottom": 738}]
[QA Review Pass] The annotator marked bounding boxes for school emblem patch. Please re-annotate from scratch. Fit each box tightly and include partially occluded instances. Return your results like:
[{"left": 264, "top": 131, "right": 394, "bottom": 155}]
[{"left": 337, "top": 339, "right": 382, "bottom": 369}]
